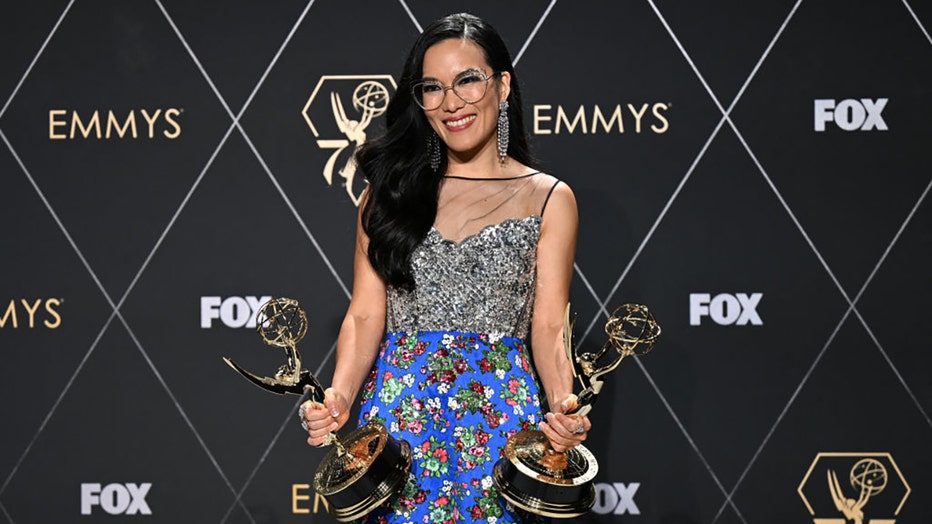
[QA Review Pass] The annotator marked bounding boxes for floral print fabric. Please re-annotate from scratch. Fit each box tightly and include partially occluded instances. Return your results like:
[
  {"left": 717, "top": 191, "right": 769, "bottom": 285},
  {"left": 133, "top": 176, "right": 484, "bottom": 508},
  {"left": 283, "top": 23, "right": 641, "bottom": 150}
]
[{"left": 358, "top": 330, "right": 543, "bottom": 524}]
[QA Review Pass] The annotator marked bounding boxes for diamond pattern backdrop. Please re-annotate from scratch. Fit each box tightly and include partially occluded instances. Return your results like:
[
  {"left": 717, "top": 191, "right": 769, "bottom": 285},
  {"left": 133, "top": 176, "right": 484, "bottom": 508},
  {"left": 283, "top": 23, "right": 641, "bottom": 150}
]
[{"left": 1, "top": 1, "right": 929, "bottom": 523}]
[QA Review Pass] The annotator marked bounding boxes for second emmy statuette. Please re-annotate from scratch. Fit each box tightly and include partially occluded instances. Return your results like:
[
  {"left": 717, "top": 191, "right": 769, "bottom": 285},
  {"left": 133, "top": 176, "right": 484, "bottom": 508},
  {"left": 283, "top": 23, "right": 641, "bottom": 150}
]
[
  {"left": 493, "top": 303, "right": 661, "bottom": 518},
  {"left": 223, "top": 297, "right": 411, "bottom": 522}
]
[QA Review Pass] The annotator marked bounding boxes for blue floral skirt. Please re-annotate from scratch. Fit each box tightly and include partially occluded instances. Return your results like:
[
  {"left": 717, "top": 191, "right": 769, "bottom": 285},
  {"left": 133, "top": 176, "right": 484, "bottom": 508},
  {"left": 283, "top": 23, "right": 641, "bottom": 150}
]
[{"left": 357, "top": 331, "right": 544, "bottom": 524}]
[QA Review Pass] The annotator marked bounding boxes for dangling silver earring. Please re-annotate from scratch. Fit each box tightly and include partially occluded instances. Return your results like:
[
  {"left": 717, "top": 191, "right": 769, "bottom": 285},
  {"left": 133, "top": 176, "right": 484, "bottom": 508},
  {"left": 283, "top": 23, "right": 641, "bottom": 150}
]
[
  {"left": 497, "top": 100, "right": 509, "bottom": 164},
  {"left": 427, "top": 131, "right": 441, "bottom": 172}
]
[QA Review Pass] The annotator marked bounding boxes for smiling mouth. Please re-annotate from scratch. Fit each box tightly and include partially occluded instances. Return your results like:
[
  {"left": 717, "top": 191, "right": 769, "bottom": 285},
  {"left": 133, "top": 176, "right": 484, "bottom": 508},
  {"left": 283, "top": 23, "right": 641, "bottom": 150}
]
[{"left": 444, "top": 114, "right": 476, "bottom": 130}]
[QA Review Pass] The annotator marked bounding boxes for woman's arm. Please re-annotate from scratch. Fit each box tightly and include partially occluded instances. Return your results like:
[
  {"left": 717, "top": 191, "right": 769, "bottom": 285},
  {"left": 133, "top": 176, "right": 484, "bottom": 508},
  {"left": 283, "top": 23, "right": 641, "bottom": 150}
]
[
  {"left": 302, "top": 201, "right": 387, "bottom": 446},
  {"left": 530, "top": 182, "right": 591, "bottom": 452}
]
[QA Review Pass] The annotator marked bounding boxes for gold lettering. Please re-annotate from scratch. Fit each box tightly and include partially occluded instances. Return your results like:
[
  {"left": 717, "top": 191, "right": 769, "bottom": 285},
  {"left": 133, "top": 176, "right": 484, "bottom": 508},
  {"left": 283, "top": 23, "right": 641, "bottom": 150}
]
[
  {"left": 51, "top": 109, "right": 183, "bottom": 140},
  {"left": 556, "top": 105, "right": 587, "bottom": 135},
  {"left": 45, "top": 298, "right": 61, "bottom": 329},
  {"left": 163, "top": 108, "right": 181, "bottom": 139},
  {"left": 533, "top": 105, "right": 552, "bottom": 135},
  {"left": 21, "top": 299, "right": 41, "bottom": 328},
  {"left": 651, "top": 103, "right": 669, "bottom": 133},
  {"left": 106, "top": 111, "right": 138, "bottom": 139},
  {"left": 71, "top": 110, "right": 101, "bottom": 139},
  {"left": 591, "top": 105, "right": 624, "bottom": 134},
  {"left": 49, "top": 110, "right": 67, "bottom": 139},
  {"left": 627, "top": 104, "right": 649, "bottom": 134},
  {"left": 0, "top": 300, "right": 17, "bottom": 328},
  {"left": 140, "top": 109, "right": 162, "bottom": 139},
  {"left": 292, "top": 484, "right": 310, "bottom": 514},
  {"left": 313, "top": 493, "right": 329, "bottom": 514}
]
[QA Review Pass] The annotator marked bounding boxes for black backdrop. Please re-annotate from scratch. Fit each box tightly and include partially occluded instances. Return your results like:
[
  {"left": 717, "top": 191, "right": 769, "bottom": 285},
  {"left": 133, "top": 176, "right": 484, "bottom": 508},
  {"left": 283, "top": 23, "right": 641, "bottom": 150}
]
[{"left": 1, "top": 1, "right": 930, "bottom": 523}]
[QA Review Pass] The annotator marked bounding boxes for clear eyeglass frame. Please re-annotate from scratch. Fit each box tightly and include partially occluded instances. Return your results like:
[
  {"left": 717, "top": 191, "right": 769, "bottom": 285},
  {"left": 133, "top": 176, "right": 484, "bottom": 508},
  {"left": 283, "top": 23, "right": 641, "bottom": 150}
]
[{"left": 410, "top": 70, "right": 501, "bottom": 110}]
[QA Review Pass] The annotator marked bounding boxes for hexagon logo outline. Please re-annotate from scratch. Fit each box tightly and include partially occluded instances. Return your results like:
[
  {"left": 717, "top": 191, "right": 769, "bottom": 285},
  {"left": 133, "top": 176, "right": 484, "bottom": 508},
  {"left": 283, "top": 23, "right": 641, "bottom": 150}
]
[
  {"left": 798, "top": 452, "right": 911, "bottom": 523},
  {"left": 300, "top": 75, "right": 397, "bottom": 206}
]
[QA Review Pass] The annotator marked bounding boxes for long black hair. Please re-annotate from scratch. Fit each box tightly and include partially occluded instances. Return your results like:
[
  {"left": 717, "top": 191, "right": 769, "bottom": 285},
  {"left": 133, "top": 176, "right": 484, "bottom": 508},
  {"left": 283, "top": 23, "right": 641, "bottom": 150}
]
[{"left": 357, "top": 13, "right": 537, "bottom": 290}]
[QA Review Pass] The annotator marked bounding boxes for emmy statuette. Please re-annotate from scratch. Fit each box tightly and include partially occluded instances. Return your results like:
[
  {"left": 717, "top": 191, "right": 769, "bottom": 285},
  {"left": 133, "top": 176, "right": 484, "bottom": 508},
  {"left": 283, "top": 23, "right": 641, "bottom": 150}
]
[
  {"left": 493, "top": 303, "right": 660, "bottom": 518},
  {"left": 222, "top": 297, "right": 411, "bottom": 522}
]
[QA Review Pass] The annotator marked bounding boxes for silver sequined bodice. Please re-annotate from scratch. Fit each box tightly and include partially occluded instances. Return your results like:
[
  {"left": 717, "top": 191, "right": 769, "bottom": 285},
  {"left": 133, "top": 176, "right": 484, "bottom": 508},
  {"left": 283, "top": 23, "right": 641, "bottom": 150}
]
[{"left": 385, "top": 215, "right": 541, "bottom": 339}]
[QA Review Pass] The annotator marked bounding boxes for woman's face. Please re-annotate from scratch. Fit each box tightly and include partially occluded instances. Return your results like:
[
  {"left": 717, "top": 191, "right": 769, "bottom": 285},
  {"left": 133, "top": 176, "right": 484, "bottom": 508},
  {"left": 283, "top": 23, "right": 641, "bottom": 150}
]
[{"left": 419, "top": 38, "right": 511, "bottom": 162}]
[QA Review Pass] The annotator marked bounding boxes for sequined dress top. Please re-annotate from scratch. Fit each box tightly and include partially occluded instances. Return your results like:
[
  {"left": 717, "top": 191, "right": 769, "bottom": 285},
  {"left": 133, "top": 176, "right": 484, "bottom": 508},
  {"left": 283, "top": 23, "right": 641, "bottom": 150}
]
[{"left": 385, "top": 215, "right": 541, "bottom": 340}]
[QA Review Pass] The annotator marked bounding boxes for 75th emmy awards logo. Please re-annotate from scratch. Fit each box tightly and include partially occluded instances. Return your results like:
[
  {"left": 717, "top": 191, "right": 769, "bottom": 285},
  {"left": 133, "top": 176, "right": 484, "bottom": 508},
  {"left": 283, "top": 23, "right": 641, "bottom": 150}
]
[
  {"left": 223, "top": 297, "right": 411, "bottom": 522},
  {"left": 798, "top": 452, "right": 911, "bottom": 524},
  {"left": 494, "top": 303, "right": 660, "bottom": 518},
  {"left": 302, "top": 75, "right": 396, "bottom": 206}
]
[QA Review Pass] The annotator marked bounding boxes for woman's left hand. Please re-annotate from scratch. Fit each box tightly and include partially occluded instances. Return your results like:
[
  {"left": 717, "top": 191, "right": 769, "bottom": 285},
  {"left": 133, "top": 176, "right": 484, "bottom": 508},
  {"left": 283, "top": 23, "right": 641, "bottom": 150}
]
[{"left": 540, "top": 394, "right": 591, "bottom": 453}]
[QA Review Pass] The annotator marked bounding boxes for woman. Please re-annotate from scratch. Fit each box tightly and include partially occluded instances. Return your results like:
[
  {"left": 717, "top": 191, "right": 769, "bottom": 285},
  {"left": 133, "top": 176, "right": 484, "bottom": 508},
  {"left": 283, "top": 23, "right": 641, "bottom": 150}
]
[{"left": 301, "top": 13, "right": 590, "bottom": 523}]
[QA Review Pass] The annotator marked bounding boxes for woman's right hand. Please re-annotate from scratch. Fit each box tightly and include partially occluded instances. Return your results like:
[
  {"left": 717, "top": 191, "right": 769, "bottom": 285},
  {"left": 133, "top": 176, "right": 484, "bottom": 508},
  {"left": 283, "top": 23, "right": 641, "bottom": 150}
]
[{"left": 300, "top": 387, "right": 351, "bottom": 447}]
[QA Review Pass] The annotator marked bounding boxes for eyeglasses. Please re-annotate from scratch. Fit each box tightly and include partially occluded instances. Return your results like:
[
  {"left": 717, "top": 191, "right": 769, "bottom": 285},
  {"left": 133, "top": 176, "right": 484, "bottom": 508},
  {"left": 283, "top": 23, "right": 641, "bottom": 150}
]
[{"left": 410, "top": 70, "right": 500, "bottom": 110}]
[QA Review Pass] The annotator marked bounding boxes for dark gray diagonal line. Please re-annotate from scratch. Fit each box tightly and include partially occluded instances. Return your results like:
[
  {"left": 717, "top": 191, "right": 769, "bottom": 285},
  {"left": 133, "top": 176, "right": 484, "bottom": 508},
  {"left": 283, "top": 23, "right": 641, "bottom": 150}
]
[
  {"left": 0, "top": 309, "right": 115, "bottom": 495},
  {"left": 220, "top": 338, "right": 340, "bottom": 523},
  {"left": 0, "top": 500, "right": 12, "bottom": 524},
  {"left": 0, "top": 130, "right": 118, "bottom": 312},
  {"left": 234, "top": 125, "right": 351, "bottom": 298},
  {"left": 1, "top": 1, "right": 324, "bottom": 521},
  {"left": 863, "top": 1, "right": 932, "bottom": 426},
  {"left": 712, "top": 117, "right": 852, "bottom": 523},
  {"left": 112, "top": 310, "right": 254, "bottom": 522},
  {"left": 589, "top": 0, "right": 803, "bottom": 338},
  {"left": 555, "top": 0, "right": 742, "bottom": 515},
  {"left": 847, "top": 177, "right": 932, "bottom": 428},
  {"left": 580, "top": 0, "right": 739, "bottom": 341},
  {"left": 0, "top": 0, "right": 75, "bottom": 119},
  {"left": 513, "top": 0, "right": 558, "bottom": 66},
  {"left": 0, "top": 129, "right": 123, "bottom": 498},
  {"left": 723, "top": 0, "right": 804, "bottom": 117},
  {"left": 155, "top": 0, "right": 348, "bottom": 301},
  {"left": 155, "top": 0, "right": 234, "bottom": 117},
  {"left": 850, "top": 179, "right": 931, "bottom": 309},
  {"left": 712, "top": 174, "right": 931, "bottom": 518},
  {"left": 110, "top": 0, "right": 245, "bottom": 314},
  {"left": 119, "top": 0, "right": 329, "bottom": 314},
  {"left": 579, "top": 1, "right": 809, "bottom": 522},
  {"left": 573, "top": 115, "right": 733, "bottom": 520},
  {"left": 578, "top": 113, "right": 728, "bottom": 343},
  {"left": 854, "top": 307, "right": 932, "bottom": 427},
  {"left": 220, "top": 121, "right": 362, "bottom": 517},
  {"left": 0, "top": 307, "right": 117, "bottom": 497},
  {"left": 0, "top": 2, "right": 132, "bottom": 506},
  {"left": 397, "top": 0, "right": 422, "bottom": 33},
  {"left": 221, "top": 394, "right": 309, "bottom": 523},
  {"left": 712, "top": 104, "right": 920, "bottom": 519},
  {"left": 902, "top": 0, "right": 932, "bottom": 46},
  {"left": 633, "top": 355, "right": 741, "bottom": 518},
  {"left": 155, "top": 1, "right": 352, "bottom": 521},
  {"left": 711, "top": 306, "right": 852, "bottom": 522},
  {"left": 572, "top": 262, "right": 607, "bottom": 316},
  {"left": 235, "top": 0, "right": 320, "bottom": 125},
  {"left": 590, "top": 0, "right": 804, "bottom": 335},
  {"left": 114, "top": 124, "right": 237, "bottom": 314},
  {"left": 577, "top": 270, "right": 746, "bottom": 522}
]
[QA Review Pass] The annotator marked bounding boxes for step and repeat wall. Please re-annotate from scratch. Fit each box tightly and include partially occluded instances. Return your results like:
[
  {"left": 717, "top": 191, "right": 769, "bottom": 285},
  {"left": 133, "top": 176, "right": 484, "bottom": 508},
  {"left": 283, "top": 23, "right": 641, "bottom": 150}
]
[{"left": 1, "top": 1, "right": 930, "bottom": 523}]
